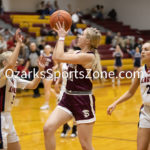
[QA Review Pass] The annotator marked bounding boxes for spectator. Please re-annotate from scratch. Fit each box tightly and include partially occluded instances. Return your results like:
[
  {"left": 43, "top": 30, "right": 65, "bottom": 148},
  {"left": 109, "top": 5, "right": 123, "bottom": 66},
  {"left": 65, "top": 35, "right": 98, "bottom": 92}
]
[
  {"left": 17, "top": 58, "right": 29, "bottom": 80},
  {"left": 76, "top": 8, "right": 83, "bottom": 18},
  {"left": 108, "top": 9, "right": 117, "bottom": 20},
  {"left": 37, "top": 1, "right": 45, "bottom": 18},
  {"left": 67, "top": 4, "right": 72, "bottom": 14},
  {"left": 7, "top": 36, "right": 15, "bottom": 50},
  {"left": 0, "top": 28, "right": 14, "bottom": 41},
  {"left": 112, "top": 32, "right": 124, "bottom": 48},
  {"left": 134, "top": 37, "right": 143, "bottom": 53},
  {"left": 71, "top": 12, "right": 80, "bottom": 34},
  {"left": 124, "top": 39, "right": 133, "bottom": 54},
  {"left": 72, "top": 12, "right": 80, "bottom": 24},
  {"left": 54, "top": 0, "right": 59, "bottom": 10},
  {"left": 24, "top": 35, "right": 31, "bottom": 48},
  {"left": 106, "top": 31, "right": 113, "bottom": 45},
  {"left": 45, "top": 1, "right": 55, "bottom": 15},
  {"left": 0, "top": 0, "right": 3, "bottom": 15},
  {"left": 38, "top": 39, "right": 46, "bottom": 51},
  {"left": 24, "top": 42, "right": 41, "bottom": 98},
  {"left": 19, "top": 43, "right": 29, "bottom": 61},
  {"left": 41, "top": 24, "right": 57, "bottom": 37},
  {"left": 0, "top": 35, "right": 7, "bottom": 53},
  {"left": 96, "top": 5, "right": 104, "bottom": 19}
]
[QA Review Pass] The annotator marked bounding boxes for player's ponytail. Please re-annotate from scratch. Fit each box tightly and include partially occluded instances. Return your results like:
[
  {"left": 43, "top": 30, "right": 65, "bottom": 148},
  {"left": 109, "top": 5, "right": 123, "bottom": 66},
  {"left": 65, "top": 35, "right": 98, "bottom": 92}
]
[{"left": 85, "top": 27, "right": 103, "bottom": 81}]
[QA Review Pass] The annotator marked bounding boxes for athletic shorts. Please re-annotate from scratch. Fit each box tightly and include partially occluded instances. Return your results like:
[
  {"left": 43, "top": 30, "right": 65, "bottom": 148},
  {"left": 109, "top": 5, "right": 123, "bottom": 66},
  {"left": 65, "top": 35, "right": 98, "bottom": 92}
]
[
  {"left": 138, "top": 105, "right": 150, "bottom": 128},
  {"left": 57, "top": 91, "right": 96, "bottom": 125},
  {"left": 0, "top": 112, "right": 19, "bottom": 149}
]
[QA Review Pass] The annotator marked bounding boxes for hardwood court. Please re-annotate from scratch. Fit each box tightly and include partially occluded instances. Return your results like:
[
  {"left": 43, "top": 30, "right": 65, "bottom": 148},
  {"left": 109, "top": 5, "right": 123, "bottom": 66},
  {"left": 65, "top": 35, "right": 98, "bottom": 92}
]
[{"left": 12, "top": 79, "right": 141, "bottom": 150}]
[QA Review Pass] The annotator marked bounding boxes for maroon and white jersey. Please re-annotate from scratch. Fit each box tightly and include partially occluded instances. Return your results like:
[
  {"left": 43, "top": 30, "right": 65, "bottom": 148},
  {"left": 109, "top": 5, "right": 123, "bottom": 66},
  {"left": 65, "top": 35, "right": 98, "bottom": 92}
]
[
  {"left": 0, "top": 69, "right": 30, "bottom": 112},
  {"left": 66, "top": 52, "right": 94, "bottom": 92},
  {"left": 42, "top": 52, "right": 54, "bottom": 71},
  {"left": 140, "top": 65, "right": 150, "bottom": 105}
]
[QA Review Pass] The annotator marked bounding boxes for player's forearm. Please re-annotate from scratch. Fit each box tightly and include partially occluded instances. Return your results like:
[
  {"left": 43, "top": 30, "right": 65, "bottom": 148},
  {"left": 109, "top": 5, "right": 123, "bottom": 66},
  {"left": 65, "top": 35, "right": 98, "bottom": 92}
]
[
  {"left": 114, "top": 91, "right": 133, "bottom": 105},
  {"left": 53, "top": 40, "right": 65, "bottom": 61},
  {"left": 26, "top": 69, "right": 44, "bottom": 89}
]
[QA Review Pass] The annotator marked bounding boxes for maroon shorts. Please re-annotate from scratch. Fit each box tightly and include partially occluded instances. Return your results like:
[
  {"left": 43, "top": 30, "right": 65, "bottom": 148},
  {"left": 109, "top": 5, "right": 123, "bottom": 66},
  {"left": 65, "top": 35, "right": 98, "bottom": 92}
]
[{"left": 57, "top": 92, "right": 96, "bottom": 124}]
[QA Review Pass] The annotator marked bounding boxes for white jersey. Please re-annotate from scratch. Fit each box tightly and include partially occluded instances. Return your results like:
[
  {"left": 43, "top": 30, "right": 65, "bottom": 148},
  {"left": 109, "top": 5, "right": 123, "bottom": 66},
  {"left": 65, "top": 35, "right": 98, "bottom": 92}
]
[
  {"left": 0, "top": 69, "right": 30, "bottom": 112},
  {"left": 140, "top": 65, "right": 150, "bottom": 106}
]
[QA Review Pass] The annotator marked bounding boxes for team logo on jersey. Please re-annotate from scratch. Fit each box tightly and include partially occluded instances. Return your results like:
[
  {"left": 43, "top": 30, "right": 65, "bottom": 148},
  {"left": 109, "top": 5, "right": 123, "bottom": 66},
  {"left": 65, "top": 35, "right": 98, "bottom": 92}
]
[
  {"left": 82, "top": 110, "right": 90, "bottom": 118},
  {"left": 9, "top": 87, "right": 16, "bottom": 93},
  {"left": 141, "top": 77, "right": 150, "bottom": 83},
  {"left": 11, "top": 79, "right": 14, "bottom": 84}
]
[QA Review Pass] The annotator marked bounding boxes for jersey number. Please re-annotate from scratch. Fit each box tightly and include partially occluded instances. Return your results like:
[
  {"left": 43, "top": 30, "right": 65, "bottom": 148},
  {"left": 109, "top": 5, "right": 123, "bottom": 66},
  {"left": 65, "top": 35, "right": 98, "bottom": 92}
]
[{"left": 146, "top": 85, "right": 150, "bottom": 94}]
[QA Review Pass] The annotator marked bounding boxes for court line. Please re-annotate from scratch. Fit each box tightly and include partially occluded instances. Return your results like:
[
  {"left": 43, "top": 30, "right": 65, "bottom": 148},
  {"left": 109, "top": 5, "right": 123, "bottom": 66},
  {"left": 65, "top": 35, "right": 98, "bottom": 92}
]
[
  {"left": 95, "top": 120, "right": 137, "bottom": 125},
  {"left": 93, "top": 136, "right": 136, "bottom": 142}
]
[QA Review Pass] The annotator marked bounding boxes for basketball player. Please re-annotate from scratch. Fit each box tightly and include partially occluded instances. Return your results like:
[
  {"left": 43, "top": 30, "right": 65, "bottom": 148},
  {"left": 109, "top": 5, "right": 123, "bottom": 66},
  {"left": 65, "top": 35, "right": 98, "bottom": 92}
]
[
  {"left": 112, "top": 44, "right": 123, "bottom": 85},
  {"left": 107, "top": 42, "right": 150, "bottom": 150},
  {"left": 0, "top": 29, "right": 45, "bottom": 150},
  {"left": 134, "top": 47, "right": 141, "bottom": 72},
  {"left": 43, "top": 22, "right": 102, "bottom": 150},
  {"left": 40, "top": 45, "right": 58, "bottom": 110}
]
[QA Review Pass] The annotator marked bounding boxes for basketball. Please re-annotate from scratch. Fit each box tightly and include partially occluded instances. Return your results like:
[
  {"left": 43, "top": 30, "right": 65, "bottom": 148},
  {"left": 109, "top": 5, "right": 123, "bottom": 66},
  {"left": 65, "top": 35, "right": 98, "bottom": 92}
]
[{"left": 50, "top": 10, "right": 72, "bottom": 31}]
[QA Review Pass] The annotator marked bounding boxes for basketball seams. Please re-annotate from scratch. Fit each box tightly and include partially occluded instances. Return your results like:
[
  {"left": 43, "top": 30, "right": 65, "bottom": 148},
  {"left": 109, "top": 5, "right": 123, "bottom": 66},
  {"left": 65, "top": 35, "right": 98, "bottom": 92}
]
[{"left": 59, "top": 15, "right": 69, "bottom": 30}]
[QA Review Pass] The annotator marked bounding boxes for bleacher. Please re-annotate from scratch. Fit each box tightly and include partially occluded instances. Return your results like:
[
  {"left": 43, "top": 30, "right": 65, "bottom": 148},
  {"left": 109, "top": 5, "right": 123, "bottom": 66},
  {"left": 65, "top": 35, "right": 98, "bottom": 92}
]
[{"left": 0, "top": 13, "right": 136, "bottom": 73}]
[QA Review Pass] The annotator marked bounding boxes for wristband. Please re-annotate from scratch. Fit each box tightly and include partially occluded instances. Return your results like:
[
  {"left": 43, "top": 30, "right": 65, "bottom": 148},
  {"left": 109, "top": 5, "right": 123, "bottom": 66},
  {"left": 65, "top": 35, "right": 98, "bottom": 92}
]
[{"left": 59, "top": 37, "right": 65, "bottom": 41}]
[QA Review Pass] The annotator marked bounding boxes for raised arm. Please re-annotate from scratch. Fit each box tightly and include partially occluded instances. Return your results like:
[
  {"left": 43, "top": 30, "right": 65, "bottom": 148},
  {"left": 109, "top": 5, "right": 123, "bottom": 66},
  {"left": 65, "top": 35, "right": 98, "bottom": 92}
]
[
  {"left": 3, "top": 29, "right": 23, "bottom": 74},
  {"left": 52, "top": 22, "right": 94, "bottom": 65},
  {"left": 107, "top": 70, "right": 141, "bottom": 115}
]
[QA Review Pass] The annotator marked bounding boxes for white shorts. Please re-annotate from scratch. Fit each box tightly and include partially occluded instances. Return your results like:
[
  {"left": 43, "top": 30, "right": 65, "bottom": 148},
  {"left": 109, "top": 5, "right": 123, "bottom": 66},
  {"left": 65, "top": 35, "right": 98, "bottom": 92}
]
[
  {"left": 0, "top": 112, "right": 19, "bottom": 149},
  {"left": 139, "top": 105, "right": 150, "bottom": 128}
]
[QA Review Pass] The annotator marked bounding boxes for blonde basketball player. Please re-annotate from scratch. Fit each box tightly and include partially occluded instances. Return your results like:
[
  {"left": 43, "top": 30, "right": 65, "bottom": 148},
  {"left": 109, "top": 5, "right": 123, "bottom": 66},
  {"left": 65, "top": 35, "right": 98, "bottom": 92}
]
[
  {"left": 107, "top": 42, "right": 150, "bottom": 150},
  {"left": 43, "top": 22, "right": 102, "bottom": 150},
  {"left": 0, "top": 29, "right": 45, "bottom": 150}
]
